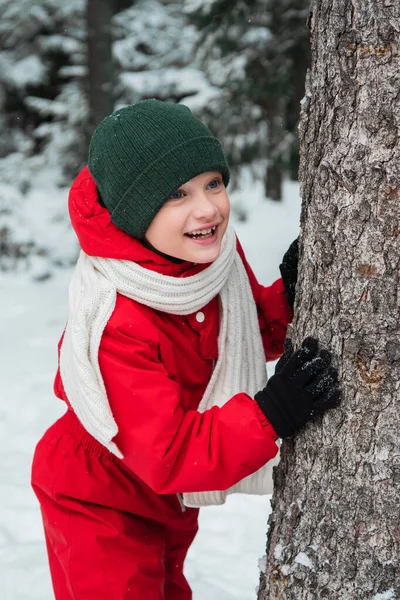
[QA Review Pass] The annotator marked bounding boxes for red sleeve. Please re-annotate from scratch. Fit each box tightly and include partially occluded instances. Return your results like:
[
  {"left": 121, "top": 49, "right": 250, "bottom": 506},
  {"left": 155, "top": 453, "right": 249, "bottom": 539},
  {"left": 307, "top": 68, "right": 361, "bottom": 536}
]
[
  {"left": 236, "top": 238, "right": 293, "bottom": 361},
  {"left": 98, "top": 317, "right": 279, "bottom": 496}
]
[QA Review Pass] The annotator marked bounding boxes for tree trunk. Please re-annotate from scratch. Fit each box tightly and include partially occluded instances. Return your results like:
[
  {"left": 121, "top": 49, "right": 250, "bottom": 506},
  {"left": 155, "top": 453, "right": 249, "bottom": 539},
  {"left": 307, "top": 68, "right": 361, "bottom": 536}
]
[
  {"left": 259, "top": 1, "right": 400, "bottom": 597},
  {"left": 86, "top": 0, "right": 115, "bottom": 143}
]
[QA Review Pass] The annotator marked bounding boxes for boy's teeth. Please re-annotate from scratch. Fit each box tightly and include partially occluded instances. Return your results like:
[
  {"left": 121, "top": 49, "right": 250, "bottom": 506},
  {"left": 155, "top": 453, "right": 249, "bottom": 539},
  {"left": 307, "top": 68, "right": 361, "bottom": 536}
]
[{"left": 187, "top": 226, "right": 216, "bottom": 238}]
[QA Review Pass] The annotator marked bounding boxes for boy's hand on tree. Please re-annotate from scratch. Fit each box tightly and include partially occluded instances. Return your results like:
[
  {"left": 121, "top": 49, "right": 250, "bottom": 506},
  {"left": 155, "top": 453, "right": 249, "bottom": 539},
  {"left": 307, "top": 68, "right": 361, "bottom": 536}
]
[
  {"left": 279, "top": 238, "right": 298, "bottom": 311},
  {"left": 255, "top": 337, "right": 341, "bottom": 439}
]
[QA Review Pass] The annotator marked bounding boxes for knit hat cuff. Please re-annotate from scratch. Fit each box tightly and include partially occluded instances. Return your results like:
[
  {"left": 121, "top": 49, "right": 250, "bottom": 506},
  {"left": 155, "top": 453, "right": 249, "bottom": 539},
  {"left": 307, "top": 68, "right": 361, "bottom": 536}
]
[{"left": 110, "top": 136, "right": 230, "bottom": 239}]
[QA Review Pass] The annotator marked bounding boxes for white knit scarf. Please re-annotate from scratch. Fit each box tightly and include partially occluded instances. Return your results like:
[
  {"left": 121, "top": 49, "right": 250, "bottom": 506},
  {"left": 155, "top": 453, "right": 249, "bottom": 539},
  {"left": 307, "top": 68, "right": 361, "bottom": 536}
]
[{"left": 60, "top": 226, "right": 277, "bottom": 507}]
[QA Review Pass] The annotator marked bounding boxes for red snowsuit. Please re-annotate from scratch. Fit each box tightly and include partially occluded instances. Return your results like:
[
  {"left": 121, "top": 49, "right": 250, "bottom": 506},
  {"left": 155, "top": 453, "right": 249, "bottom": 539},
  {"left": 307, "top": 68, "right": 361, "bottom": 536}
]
[{"left": 31, "top": 167, "right": 292, "bottom": 599}]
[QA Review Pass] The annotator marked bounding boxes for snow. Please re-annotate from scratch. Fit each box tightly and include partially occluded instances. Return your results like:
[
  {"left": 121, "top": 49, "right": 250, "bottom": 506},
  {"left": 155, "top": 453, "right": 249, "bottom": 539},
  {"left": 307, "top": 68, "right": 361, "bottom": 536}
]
[
  {"left": 113, "top": 0, "right": 197, "bottom": 73},
  {"left": 274, "top": 543, "right": 284, "bottom": 560},
  {"left": 37, "top": 33, "right": 82, "bottom": 54},
  {"left": 120, "top": 68, "right": 221, "bottom": 112},
  {"left": 232, "top": 176, "right": 301, "bottom": 282},
  {"left": 2, "top": 54, "right": 46, "bottom": 88},
  {"left": 0, "top": 177, "right": 301, "bottom": 598},
  {"left": 258, "top": 555, "right": 267, "bottom": 572},
  {"left": 372, "top": 591, "right": 395, "bottom": 600},
  {"left": 183, "top": 0, "right": 215, "bottom": 14},
  {"left": 294, "top": 552, "right": 314, "bottom": 569},
  {"left": 241, "top": 27, "right": 272, "bottom": 45},
  {"left": 281, "top": 564, "right": 290, "bottom": 576},
  {"left": 25, "top": 97, "right": 68, "bottom": 118}
]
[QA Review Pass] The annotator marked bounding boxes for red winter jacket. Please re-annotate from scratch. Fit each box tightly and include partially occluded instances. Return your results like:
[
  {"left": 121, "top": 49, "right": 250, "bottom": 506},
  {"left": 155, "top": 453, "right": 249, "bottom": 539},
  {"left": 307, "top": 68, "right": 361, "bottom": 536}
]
[{"left": 54, "top": 167, "right": 292, "bottom": 496}]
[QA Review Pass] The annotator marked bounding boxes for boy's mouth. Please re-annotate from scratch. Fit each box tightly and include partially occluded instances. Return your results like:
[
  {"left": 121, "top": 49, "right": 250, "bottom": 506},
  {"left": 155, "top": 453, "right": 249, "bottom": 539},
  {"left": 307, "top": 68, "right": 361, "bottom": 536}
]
[{"left": 185, "top": 225, "right": 217, "bottom": 240}]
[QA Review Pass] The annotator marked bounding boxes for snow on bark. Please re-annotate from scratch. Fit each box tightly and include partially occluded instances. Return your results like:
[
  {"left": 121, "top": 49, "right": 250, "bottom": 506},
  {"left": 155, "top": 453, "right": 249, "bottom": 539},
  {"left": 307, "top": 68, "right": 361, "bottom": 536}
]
[
  {"left": 372, "top": 591, "right": 395, "bottom": 600},
  {"left": 258, "top": 0, "right": 400, "bottom": 597}
]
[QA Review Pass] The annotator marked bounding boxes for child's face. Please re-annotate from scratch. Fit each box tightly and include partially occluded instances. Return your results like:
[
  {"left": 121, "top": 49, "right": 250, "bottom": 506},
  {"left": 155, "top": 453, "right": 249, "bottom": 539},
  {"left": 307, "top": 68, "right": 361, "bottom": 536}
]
[{"left": 145, "top": 171, "right": 230, "bottom": 263}]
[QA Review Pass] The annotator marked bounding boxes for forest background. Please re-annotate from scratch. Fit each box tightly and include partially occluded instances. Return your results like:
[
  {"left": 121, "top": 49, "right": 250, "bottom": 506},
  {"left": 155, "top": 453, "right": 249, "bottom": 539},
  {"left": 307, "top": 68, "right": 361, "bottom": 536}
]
[
  {"left": 0, "top": 0, "right": 309, "bottom": 277},
  {"left": 0, "top": 1, "right": 309, "bottom": 598}
]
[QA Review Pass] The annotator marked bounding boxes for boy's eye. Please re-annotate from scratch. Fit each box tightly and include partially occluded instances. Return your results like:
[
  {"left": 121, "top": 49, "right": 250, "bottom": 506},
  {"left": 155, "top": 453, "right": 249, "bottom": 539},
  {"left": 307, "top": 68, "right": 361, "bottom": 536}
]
[
  {"left": 207, "top": 179, "right": 221, "bottom": 190},
  {"left": 168, "top": 190, "right": 184, "bottom": 200}
]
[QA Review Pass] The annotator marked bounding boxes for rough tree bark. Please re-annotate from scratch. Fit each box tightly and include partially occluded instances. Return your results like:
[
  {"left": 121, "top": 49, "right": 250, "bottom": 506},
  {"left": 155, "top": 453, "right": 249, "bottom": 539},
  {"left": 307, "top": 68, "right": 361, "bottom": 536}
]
[{"left": 259, "top": 1, "right": 400, "bottom": 598}]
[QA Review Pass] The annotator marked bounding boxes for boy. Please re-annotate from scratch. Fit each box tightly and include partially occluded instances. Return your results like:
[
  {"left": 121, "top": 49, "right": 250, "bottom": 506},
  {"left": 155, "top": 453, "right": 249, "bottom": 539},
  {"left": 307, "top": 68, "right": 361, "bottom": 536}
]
[{"left": 32, "top": 99, "right": 340, "bottom": 599}]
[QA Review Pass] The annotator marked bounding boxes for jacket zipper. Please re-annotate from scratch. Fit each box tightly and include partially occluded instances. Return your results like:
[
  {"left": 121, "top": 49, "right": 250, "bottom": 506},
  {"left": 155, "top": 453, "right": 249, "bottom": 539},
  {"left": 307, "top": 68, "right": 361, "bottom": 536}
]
[{"left": 176, "top": 493, "right": 186, "bottom": 512}]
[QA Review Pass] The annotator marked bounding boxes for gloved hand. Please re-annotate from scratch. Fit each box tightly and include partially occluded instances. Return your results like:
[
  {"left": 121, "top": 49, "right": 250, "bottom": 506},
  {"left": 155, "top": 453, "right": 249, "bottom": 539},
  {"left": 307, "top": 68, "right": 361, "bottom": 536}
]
[
  {"left": 255, "top": 337, "right": 341, "bottom": 438},
  {"left": 279, "top": 238, "right": 298, "bottom": 311}
]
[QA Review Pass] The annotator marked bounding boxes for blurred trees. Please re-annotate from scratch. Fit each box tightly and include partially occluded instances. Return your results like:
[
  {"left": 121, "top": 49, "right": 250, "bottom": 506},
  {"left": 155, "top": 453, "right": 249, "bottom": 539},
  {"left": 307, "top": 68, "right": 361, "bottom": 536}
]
[
  {"left": 185, "top": 0, "right": 310, "bottom": 199},
  {"left": 112, "top": 0, "right": 200, "bottom": 107},
  {"left": 0, "top": 0, "right": 310, "bottom": 192},
  {"left": 86, "top": 0, "right": 115, "bottom": 141},
  {"left": 0, "top": 0, "right": 87, "bottom": 180},
  {"left": 0, "top": 0, "right": 310, "bottom": 273},
  {"left": 0, "top": 0, "right": 86, "bottom": 273}
]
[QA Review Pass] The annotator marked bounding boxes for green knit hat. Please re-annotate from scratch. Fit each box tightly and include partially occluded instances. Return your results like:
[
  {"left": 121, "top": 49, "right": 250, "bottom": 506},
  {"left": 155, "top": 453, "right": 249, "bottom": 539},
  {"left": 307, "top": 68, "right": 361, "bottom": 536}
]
[{"left": 88, "top": 99, "right": 230, "bottom": 239}]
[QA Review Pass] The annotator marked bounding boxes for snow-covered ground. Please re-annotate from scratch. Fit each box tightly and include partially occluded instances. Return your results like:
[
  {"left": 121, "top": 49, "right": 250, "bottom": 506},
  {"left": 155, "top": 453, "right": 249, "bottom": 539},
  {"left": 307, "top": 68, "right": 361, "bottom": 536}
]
[{"left": 0, "top": 178, "right": 301, "bottom": 599}]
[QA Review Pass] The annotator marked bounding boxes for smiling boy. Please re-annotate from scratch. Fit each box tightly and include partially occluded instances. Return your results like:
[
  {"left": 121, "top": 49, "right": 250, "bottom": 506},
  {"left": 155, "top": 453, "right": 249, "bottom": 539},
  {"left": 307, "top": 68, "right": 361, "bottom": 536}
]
[
  {"left": 145, "top": 170, "right": 229, "bottom": 264},
  {"left": 31, "top": 100, "right": 340, "bottom": 599}
]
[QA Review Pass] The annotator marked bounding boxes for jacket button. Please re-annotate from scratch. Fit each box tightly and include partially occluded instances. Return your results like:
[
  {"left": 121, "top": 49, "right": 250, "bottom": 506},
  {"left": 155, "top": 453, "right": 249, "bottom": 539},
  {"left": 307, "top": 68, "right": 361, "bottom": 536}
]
[{"left": 196, "top": 311, "right": 205, "bottom": 323}]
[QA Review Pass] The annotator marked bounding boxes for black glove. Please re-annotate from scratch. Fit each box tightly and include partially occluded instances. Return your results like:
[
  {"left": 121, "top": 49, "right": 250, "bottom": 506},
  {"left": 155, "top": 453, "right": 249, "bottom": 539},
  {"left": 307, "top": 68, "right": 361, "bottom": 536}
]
[
  {"left": 255, "top": 337, "right": 341, "bottom": 438},
  {"left": 279, "top": 238, "right": 298, "bottom": 311}
]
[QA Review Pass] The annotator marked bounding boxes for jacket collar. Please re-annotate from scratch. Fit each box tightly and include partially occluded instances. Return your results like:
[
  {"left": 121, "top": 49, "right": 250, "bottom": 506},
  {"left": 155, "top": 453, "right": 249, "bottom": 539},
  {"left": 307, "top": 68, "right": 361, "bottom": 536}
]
[{"left": 68, "top": 167, "right": 208, "bottom": 277}]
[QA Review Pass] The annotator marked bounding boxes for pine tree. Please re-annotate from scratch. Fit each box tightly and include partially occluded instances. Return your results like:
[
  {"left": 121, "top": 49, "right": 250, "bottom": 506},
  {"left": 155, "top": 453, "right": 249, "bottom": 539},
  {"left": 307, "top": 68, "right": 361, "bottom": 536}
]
[
  {"left": 184, "top": 0, "right": 310, "bottom": 198},
  {"left": 86, "top": 0, "right": 115, "bottom": 141},
  {"left": 113, "top": 0, "right": 201, "bottom": 107},
  {"left": 0, "top": 0, "right": 87, "bottom": 179},
  {"left": 0, "top": 0, "right": 86, "bottom": 274},
  {"left": 0, "top": 0, "right": 310, "bottom": 271}
]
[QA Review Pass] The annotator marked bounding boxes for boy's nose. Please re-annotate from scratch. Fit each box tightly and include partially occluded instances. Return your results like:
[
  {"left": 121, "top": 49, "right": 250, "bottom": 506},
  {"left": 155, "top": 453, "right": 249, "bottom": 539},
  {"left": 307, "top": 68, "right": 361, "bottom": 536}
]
[{"left": 192, "top": 193, "right": 218, "bottom": 220}]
